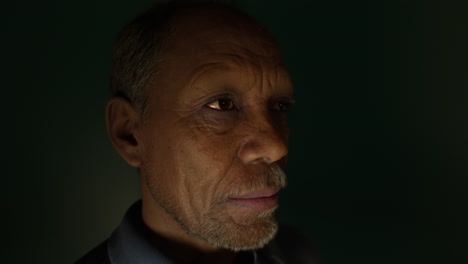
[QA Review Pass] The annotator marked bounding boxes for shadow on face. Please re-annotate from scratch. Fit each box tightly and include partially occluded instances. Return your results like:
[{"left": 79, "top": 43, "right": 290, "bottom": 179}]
[{"left": 108, "top": 4, "right": 294, "bottom": 252}]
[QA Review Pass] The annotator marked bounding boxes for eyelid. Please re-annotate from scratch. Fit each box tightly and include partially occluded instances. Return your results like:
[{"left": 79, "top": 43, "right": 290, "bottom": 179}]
[
  {"left": 205, "top": 93, "right": 238, "bottom": 110},
  {"left": 207, "top": 93, "right": 236, "bottom": 102},
  {"left": 203, "top": 94, "right": 295, "bottom": 110},
  {"left": 281, "top": 98, "right": 296, "bottom": 105},
  {"left": 273, "top": 97, "right": 296, "bottom": 110}
]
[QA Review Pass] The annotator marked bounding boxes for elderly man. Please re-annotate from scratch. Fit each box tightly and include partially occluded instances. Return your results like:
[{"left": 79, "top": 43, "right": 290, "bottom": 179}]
[{"left": 78, "top": 1, "right": 316, "bottom": 263}]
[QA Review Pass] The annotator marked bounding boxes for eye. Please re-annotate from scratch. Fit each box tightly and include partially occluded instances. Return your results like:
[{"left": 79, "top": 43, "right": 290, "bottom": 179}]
[
  {"left": 277, "top": 102, "right": 289, "bottom": 112},
  {"left": 205, "top": 98, "right": 236, "bottom": 111},
  {"left": 273, "top": 100, "right": 294, "bottom": 112}
]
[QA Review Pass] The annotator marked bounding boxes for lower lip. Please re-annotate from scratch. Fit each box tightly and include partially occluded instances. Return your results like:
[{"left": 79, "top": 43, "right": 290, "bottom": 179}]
[{"left": 229, "top": 193, "right": 279, "bottom": 211}]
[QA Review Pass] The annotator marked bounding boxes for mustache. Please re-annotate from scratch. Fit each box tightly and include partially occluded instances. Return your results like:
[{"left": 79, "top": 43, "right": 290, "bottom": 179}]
[
  {"left": 262, "top": 163, "right": 287, "bottom": 188},
  {"left": 226, "top": 163, "right": 287, "bottom": 199}
]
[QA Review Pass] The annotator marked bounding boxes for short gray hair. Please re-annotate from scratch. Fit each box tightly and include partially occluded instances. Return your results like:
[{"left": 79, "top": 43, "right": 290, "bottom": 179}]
[{"left": 110, "top": 0, "right": 236, "bottom": 119}]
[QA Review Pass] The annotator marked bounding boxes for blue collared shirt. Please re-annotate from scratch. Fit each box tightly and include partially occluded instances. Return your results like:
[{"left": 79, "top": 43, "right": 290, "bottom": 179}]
[{"left": 78, "top": 201, "right": 318, "bottom": 264}]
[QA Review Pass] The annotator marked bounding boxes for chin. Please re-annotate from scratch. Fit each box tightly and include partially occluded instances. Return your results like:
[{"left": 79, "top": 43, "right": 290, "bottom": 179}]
[{"left": 188, "top": 209, "right": 279, "bottom": 252}]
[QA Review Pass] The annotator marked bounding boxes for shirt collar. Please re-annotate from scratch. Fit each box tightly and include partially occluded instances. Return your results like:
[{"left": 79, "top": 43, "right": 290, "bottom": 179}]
[
  {"left": 107, "top": 201, "right": 174, "bottom": 264},
  {"left": 106, "top": 200, "right": 282, "bottom": 264}
]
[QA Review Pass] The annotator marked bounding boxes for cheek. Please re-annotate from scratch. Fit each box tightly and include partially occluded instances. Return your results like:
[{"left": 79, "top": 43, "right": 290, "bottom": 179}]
[
  {"left": 139, "top": 123, "right": 192, "bottom": 202},
  {"left": 185, "top": 133, "right": 235, "bottom": 185},
  {"left": 179, "top": 119, "right": 241, "bottom": 199},
  {"left": 194, "top": 110, "right": 238, "bottom": 135},
  {"left": 185, "top": 113, "right": 240, "bottom": 170},
  {"left": 141, "top": 113, "right": 242, "bottom": 215}
]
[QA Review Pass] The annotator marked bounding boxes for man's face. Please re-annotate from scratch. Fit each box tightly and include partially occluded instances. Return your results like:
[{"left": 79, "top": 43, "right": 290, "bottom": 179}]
[{"left": 137, "top": 9, "right": 293, "bottom": 251}]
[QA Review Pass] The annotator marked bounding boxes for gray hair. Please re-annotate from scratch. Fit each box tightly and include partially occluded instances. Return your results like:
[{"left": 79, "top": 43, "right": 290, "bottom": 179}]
[{"left": 109, "top": 0, "right": 236, "bottom": 120}]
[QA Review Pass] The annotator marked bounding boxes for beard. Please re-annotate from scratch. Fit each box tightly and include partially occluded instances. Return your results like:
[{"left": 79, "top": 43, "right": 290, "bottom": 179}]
[{"left": 143, "top": 163, "right": 287, "bottom": 251}]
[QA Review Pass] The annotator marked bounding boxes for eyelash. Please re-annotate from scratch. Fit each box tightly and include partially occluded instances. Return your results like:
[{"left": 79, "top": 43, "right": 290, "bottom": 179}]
[
  {"left": 274, "top": 101, "right": 293, "bottom": 112},
  {"left": 205, "top": 94, "right": 238, "bottom": 111},
  {"left": 204, "top": 94, "right": 294, "bottom": 112}
]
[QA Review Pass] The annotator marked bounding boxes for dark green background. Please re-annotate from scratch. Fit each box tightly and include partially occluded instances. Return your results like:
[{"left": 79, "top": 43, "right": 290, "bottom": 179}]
[{"left": 6, "top": 1, "right": 468, "bottom": 263}]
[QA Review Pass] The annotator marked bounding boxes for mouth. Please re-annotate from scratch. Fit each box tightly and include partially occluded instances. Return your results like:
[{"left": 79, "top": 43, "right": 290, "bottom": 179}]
[{"left": 229, "top": 187, "right": 281, "bottom": 211}]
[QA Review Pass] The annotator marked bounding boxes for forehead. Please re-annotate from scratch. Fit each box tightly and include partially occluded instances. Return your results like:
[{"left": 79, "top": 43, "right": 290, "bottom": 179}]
[
  {"left": 167, "top": 7, "right": 284, "bottom": 67},
  {"left": 150, "top": 6, "right": 292, "bottom": 104}
]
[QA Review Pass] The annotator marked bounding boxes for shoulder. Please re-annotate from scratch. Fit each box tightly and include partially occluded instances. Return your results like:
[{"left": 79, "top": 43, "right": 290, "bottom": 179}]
[{"left": 75, "top": 240, "right": 111, "bottom": 264}]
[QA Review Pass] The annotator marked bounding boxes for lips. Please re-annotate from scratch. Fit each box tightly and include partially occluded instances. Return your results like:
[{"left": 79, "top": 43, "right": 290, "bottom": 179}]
[
  {"left": 229, "top": 187, "right": 281, "bottom": 211},
  {"left": 232, "top": 187, "right": 281, "bottom": 199}
]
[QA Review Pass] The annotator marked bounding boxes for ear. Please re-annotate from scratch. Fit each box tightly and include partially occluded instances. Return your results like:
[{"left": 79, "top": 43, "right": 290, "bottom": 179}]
[{"left": 105, "top": 96, "right": 143, "bottom": 168}]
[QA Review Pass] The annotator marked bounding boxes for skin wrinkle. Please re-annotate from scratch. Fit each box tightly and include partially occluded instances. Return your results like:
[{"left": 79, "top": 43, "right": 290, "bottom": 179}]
[
  {"left": 179, "top": 61, "right": 290, "bottom": 138},
  {"left": 161, "top": 59, "right": 259, "bottom": 115},
  {"left": 174, "top": 161, "right": 284, "bottom": 245},
  {"left": 135, "top": 7, "right": 293, "bottom": 256},
  {"left": 180, "top": 64, "right": 286, "bottom": 217},
  {"left": 196, "top": 115, "right": 231, "bottom": 134},
  {"left": 183, "top": 120, "right": 237, "bottom": 220},
  {"left": 184, "top": 62, "right": 233, "bottom": 108},
  {"left": 238, "top": 105, "right": 289, "bottom": 154},
  {"left": 196, "top": 132, "right": 237, "bottom": 205},
  {"left": 158, "top": 34, "right": 290, "bottom": 113},
  {"left": 185, "top": 56, "right": 261, "bottom": 100}
]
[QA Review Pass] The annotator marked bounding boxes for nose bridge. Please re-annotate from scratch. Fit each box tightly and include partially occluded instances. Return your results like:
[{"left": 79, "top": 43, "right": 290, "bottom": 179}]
[
  {"left": 238, "top": 108, "right": 288, "bottom": 164},
  {"left": 248, "top": 110, "right": 280, "bottom": 139}
]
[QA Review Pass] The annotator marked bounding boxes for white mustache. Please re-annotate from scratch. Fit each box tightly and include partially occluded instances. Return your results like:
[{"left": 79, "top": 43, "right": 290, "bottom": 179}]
[{"left": 226, "top": 163, "right": 287, "bottom": 200}]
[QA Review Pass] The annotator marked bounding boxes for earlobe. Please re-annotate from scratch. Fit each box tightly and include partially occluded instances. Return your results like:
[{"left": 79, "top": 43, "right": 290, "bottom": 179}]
[{"left": 105, "top": 96, "right": 143, "bottom": 168}]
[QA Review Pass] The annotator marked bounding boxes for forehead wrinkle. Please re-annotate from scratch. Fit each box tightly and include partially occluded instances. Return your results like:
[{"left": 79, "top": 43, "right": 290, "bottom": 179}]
[
  {"left": 187, "top": 61, "right": 228, "bottom": 86},
  {"left": 206, "top": 47, "right": 288, "bottom": 98},
  {"left": 175, "top": 46, "right": 289, "bottom": 109},
  {"left": 194, "top": 52, "right": 261, "bottom": 72},
  {"left": 174, "top": 62, "right": 229, "bottom": 110},
  {"left": 200, "top": 52, "right": 283, "bottom": 97},
  {"left": 249, "top": 63, "right": 288, "bottom": 100},
  {"left": 266, "top": 66, "right": 281, "bottom": 96},
  {"left": 207, "top": 40, "right": 282, "bottom": 67},
  {"left": 184, "top": 52, "right": 261, "bottom": 92}
]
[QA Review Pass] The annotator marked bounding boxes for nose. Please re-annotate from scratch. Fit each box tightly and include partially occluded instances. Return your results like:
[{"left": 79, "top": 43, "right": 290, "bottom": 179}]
[{"left": 237, "top": 118, "right": 288, "bottom": 165}]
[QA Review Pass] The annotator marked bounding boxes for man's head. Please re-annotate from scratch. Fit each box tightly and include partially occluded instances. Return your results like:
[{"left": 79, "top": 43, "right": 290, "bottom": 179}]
[{"left": 106, "top": 1, "right": 294, "bottom": 252}]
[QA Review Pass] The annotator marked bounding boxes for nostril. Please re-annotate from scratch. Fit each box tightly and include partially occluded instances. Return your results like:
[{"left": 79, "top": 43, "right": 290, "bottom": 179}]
[
  {"left": 237, "top": 133, "right": 288, "bottom": 165},
  {"left": 253, "top": 157, "right": 271, "bottom": 164}
]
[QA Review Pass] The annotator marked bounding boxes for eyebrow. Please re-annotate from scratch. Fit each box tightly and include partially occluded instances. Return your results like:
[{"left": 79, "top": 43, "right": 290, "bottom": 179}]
[
  {"left": 183, "top": 55, "right": 292, "bottom": 105},
  {"left": 181, "top": 63, "right": 238, "bottom": 107}
]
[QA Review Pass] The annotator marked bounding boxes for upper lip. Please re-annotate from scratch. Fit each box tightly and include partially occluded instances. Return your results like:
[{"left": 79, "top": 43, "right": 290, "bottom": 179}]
[{"left": 230, "top": 187, "right": 281, "bottom": 199}]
